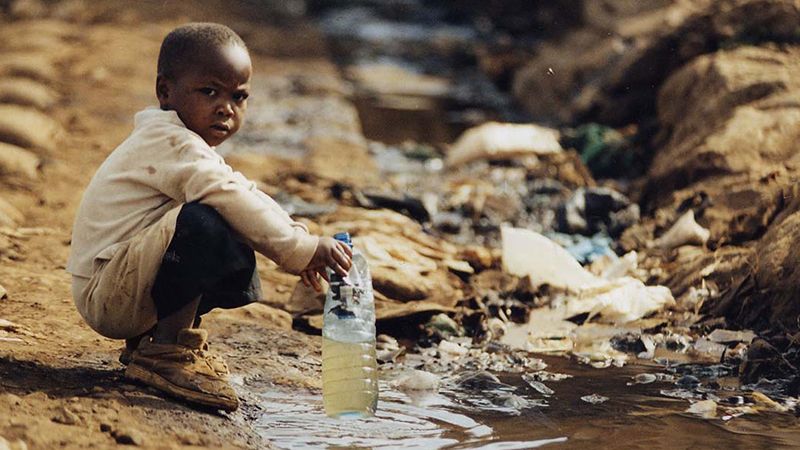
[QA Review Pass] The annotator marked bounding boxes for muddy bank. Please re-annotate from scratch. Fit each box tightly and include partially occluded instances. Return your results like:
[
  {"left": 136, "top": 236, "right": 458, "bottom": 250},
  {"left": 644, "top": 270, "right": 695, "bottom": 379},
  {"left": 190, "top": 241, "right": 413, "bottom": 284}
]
[{"left": 508, "top": 0, "right": 800, "bottom": 385}]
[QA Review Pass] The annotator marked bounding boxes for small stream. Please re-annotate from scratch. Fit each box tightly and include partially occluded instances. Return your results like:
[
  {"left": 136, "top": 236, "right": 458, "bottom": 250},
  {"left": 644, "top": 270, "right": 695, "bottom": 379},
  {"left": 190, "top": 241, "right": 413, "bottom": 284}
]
[{"left": 255, "top": 356, "right": 800, "bottom": 449}]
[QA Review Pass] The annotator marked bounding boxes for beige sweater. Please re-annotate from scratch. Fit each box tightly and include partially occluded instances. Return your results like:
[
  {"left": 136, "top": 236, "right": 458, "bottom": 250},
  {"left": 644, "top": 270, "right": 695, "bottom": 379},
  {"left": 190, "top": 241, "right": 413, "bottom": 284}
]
[{"left": 67, "top": 107, "right": 318, "bottom": 279}]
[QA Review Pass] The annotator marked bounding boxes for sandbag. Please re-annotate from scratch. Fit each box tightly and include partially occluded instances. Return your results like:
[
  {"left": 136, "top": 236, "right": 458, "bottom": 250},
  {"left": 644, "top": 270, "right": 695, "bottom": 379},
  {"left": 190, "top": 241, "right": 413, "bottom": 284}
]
[
  {"left": 0, "top": 54, "right": 59, "bottom": 83},
  {"left": 0, "top": 142, "right": 41, "bottom": 180},
  {"left": 0, "top": 197, "right": 24, "bottom": 227},
  {"left": 0, "top": 105, "right": 62, "bottom": 153},
  {"left": 0, "top": 78, "right": 59, "bottom": 110}
]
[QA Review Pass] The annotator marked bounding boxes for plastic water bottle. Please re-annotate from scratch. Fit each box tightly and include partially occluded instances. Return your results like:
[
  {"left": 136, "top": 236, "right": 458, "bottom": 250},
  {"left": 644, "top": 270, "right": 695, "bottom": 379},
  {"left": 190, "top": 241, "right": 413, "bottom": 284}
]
[{"left": 322, "top": 232, "right": 378, "bottom": 418}]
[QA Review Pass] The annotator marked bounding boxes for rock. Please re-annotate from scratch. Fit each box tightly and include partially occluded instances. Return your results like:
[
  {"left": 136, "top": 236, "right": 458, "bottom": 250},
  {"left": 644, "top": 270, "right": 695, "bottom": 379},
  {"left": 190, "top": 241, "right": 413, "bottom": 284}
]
[
  {"left": 0, "top": 78, "right": 59, "bottom": 111},
  {"left": 445, "top": 122, "right": 562, "bottom": 168},
  {"left": 204, "top": 302, "right": 292, "bottom": 330},
  {"left": 708, "top": 329, "right": 756, "bottom": 344},
  {"left": 513, "top": 0, "right": 800, "bottom": 126},
  {"left": 112, "top": 428, "right": 144, "bottom": 446},
  {"left": 51, "top": 406, "right": 80, "bottom": 425},
  {"left": 0, "top": 142, "right": 42, "bottom": 180},
  {"left": 0, "top": 105, "right": 62, "bottom": 153},
  {"left": 647, "top": 46, "right": 800, "bottom": 199}
]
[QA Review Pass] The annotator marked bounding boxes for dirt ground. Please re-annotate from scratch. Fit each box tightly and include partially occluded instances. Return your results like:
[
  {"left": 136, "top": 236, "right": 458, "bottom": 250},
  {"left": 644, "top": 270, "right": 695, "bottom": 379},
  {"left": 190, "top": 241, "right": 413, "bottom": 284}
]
[{"left": 0, "top": 1, "right": 344, "bottom": 448}]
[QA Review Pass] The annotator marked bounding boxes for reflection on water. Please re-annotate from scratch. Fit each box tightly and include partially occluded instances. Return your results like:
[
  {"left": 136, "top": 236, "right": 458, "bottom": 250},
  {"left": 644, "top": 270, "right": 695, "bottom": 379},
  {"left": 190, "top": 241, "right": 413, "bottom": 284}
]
[
  {"left": 256, "top": 383, "right": 566, "bottom": 449},
  {"left": 256, "top": 357, "right": 800, "bottom": 450}
]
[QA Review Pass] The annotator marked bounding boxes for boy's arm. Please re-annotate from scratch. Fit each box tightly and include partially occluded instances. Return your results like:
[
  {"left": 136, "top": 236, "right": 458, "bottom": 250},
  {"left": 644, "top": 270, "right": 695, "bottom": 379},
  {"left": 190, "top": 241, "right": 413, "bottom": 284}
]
[{"left": 158, "top": 143, "right": 318, "bottom": 274}]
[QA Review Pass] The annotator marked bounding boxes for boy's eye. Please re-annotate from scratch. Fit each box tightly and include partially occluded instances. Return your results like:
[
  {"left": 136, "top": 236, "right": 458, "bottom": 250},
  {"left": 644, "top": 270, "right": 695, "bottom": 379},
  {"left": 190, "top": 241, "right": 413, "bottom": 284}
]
[
  {"left": 199, "top": 87, "right": 217, "bottom": 96},
  {"left": 233, "top": 92, "right": 249, "bottom": 102}
]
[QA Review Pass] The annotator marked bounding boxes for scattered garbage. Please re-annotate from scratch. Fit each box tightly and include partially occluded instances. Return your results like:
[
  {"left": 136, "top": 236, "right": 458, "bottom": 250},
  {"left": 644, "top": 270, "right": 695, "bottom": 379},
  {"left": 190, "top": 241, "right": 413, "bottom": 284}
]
[
  {"left": 521, "top": 374, "right": 554, "bottom": 396},
  {"left": 580, "top": 394, "right": 609, "bottom": 404},
  {"left": 686, "top": 399, "right": 717, "bottom": 418},
  {"left": 652, "top": 210, "right": 710, "bottom": 249},
  {"left": 562, "top": 123, "right": 636, "bottom": 179},
  {"left": 391, "top": 370, "right": 441, "bottom": 391},
  {"left": 631, "top": 373, "right": 657, "bottom": 385},
  {"left": 708, "top": 329, "right": 756, "bottom": 345},
  {"left": 557, "top": 187, "right": 640, "bottom": 238},
  {"left": 446, "top": 122, "right": 562, "bottom": 168},
  {"left": 501, "top": 227, "right": 602, "bottom": 292}
]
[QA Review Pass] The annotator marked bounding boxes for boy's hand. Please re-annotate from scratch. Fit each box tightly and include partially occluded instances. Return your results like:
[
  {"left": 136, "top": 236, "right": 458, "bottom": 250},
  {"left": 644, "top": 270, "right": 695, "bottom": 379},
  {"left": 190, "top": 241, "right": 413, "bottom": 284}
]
[{"left": 300, "top": 237, "right": 353, "bottom": 292}]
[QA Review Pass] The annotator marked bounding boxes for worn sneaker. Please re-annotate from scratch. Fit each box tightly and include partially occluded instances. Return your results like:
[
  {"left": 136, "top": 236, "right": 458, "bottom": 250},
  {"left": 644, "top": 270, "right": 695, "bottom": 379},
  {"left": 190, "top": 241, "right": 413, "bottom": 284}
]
[{"left": 124, "top": 329, "right": 239, "bottom": 411}]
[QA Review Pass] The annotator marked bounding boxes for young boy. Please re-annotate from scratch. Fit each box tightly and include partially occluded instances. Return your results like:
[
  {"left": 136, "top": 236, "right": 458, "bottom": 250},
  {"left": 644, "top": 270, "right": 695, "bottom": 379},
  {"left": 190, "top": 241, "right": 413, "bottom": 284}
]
[{"left": 67, "top": 23, "right": 352, "bottom": 412}]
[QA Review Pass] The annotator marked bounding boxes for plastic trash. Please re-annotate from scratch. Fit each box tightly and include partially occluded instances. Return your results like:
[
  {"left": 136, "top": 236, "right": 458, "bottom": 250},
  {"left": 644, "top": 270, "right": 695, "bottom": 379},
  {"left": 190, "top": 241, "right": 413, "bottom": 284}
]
[
  {"left": 652, "top": 210, "right": 710, "bottom": 249},
  {"left": 391, "top": 370, "right": 441, "bottom": 391},
  {"left": 521, "top": 374, "right": 554, "bottom": 396},
  {"left": 580, "top": 394, "right": 609, "bottom": 404},
  {"left": 708, "top": 329, "right": 756, "bottom": 344},
  {"left": 501, "top": 227, "right": 603, "bottom": 292},
  {"left": 446, "top": 122, "right": 562, "bottom": 168},
  {"left": 686, "top": 399, "right": 717, "bottom": 418},
  {"left": 322, "top": 232, "right": 378, "bottom": 418}
]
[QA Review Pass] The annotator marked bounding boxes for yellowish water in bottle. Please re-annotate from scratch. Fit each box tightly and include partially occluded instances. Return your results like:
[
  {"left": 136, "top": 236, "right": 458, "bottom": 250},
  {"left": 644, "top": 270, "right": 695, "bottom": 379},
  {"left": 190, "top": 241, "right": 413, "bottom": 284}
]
[{"left": 322, "top": 337, "right": 378, "bottom": 418}]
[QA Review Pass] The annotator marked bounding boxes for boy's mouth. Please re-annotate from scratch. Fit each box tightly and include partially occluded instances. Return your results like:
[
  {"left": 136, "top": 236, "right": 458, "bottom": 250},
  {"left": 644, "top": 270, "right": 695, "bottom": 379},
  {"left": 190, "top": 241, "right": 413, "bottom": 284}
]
[{"left": 210, "top": 123, "right": 231, "bottom": 137}]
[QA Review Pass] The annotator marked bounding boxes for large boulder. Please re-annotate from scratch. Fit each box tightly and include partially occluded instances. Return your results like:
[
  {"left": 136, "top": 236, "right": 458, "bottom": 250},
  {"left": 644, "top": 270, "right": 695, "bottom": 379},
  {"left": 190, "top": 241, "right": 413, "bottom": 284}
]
[
  {"left": 709, "top": 189, "right": 800, "bottom": 331},
  {"left": 647, "top": 46, "right": 800, "bottom": 198},
  {"left": 512, "top": 0, "right": 800, "bottom": 126}
]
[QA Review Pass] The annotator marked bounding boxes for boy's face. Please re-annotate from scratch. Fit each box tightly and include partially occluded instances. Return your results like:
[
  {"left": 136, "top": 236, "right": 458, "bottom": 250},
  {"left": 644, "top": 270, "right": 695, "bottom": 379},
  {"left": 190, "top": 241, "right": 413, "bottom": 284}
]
[{"left": 157, "top": 44, "right": 252, "bottom": 147}]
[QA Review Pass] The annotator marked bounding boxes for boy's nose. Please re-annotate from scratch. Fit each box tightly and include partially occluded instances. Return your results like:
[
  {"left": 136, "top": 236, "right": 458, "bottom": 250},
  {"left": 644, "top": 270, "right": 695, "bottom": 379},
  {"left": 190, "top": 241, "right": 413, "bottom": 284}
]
[{"left": 216, "top": 101, "right": 234, "bottom": 117}]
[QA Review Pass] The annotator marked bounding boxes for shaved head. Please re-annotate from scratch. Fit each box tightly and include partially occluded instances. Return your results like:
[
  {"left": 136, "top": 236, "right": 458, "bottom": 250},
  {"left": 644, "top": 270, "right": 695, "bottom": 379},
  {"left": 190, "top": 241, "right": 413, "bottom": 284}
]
[{"left": 157, "top": 22, "right": 247, "bottom": 79}]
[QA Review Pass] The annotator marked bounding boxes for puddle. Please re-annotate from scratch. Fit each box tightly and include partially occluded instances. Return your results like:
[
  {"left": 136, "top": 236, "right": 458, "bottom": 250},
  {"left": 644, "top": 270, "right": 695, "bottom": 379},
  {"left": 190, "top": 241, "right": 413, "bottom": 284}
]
[
  {"left": 256, "top": 382, "right": 565, "bottom": 450},
  {"left": 255, "top": 356, "right": 800, "bottom": 449}
]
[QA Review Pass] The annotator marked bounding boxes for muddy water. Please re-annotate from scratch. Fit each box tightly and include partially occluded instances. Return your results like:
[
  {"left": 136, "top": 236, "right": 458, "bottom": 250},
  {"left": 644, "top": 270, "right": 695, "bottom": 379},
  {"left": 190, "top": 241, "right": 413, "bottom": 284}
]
[{"left": 256, "top": 356, "right": 800, "bottom": 449}]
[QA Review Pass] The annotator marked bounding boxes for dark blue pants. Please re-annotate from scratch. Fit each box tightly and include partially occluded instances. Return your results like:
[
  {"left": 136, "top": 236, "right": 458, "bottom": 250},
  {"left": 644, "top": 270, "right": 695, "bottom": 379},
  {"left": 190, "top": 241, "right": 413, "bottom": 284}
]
[{"left": 150, "top": 202, "right": 261, "bottom": 321}]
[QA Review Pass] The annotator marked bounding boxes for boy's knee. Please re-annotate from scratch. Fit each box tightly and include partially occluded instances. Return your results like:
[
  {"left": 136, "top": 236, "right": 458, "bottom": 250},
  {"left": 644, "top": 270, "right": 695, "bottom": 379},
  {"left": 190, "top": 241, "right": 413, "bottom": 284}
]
[{"left": 176, "top": 202, "right": 231, "bottom": 240}]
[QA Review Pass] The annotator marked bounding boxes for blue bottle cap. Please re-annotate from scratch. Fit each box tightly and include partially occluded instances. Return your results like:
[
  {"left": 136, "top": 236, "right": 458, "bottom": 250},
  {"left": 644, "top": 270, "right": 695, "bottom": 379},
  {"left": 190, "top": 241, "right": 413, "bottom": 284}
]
[{"left": 333, "top": 232, "right": 352, "bottom": 248}]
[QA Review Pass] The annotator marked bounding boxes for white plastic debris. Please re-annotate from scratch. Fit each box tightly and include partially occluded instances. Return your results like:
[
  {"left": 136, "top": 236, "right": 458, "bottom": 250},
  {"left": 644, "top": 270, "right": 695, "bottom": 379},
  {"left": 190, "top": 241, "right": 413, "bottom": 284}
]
[
  {"left": 653, "top": 210, "right": 710, "bottom": 249},
  {"left": 558, "top": 277, "right": 674, "bottom": 325},
  {"left": 600, "top": 251, "right": 638, "bottom": 280},
  {"left": 438, "top": 340, "right": 469, "bottom": 357},
  {"left": 631, "top": 373, "right": 657, "bottom": 385},
  {"left": 391, "top": 370, "right": 441, "bottom": 391},
  {"left": 686, "top": 399, "right": 717, "bottom": 418},
  {"left": 581, "top": 394, "right": 609, "bottom": 404},
  {"left": 501, "top": 227, "right": 603, "bottom": 292},
  {"left": 446, "top": 122, "right": 562, "bottom": 167}
]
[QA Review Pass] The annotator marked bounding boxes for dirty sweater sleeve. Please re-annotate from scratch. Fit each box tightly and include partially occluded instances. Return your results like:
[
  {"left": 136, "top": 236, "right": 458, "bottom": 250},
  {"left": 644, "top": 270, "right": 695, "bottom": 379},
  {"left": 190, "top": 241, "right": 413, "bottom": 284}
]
[{"left": 156, "top": 140, "right": 318, "bottom": 274}]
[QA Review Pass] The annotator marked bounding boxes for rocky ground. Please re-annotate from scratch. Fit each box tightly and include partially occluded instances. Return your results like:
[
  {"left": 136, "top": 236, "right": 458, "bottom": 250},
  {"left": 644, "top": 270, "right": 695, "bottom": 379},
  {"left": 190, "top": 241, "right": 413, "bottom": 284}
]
[{"left": 1, "top": 0, "right": 800, "bottom": 449}]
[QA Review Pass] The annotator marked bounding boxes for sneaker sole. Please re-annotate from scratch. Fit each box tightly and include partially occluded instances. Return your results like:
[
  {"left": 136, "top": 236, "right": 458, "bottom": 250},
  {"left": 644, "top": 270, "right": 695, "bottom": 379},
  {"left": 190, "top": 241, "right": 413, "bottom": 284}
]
[{"left": 125, "top": 363, "right": 239, "bottom": 412}]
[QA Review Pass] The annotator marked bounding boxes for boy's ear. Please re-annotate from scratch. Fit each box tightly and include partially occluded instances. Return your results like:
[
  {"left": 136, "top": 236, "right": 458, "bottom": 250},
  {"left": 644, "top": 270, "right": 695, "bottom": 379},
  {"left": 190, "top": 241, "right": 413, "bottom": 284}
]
[{"left": 156, "top": 75, "right": 170, "bottom": 107}]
